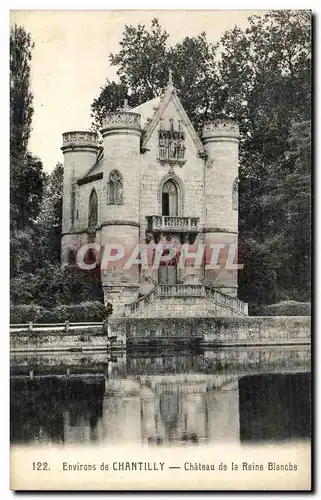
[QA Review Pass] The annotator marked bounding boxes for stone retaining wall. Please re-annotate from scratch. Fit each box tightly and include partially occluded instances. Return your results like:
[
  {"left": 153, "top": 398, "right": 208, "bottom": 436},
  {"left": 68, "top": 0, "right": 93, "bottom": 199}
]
[
  {"left": 113, "top": 316, "right": 311, "bottom": 347},
  {"left": 10, "top": 316, "right": 311, "bottom": 352},
  {"left": 10, "top": 327, "right": 124, "bottom": 352}
]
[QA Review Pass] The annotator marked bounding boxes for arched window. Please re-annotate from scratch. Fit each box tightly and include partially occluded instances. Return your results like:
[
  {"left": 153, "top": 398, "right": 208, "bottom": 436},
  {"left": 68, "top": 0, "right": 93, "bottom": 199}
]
[
  {"left": 158, "top": 173, "right": 184, "bottom": 216},
  {"left": 162, "top": 180, "right": 178, "bottom": 216},
  {"left": 88, "top": 188, "right": 98, "bottom": 228},
  {"left": 108, "top": 170, "right": 123, "bottom": 205},
  {"left": 232, "top": 178, "right": 238, "bottom": 211}
]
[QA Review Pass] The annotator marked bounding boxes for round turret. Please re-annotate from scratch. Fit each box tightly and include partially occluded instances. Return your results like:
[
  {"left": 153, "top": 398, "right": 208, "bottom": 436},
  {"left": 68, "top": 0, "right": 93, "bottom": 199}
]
[
  {"left": 202, "top": 119, "right": 240, "bottom": 297},
  {"left": 99, "top": 110, "right": 142, "bottom": 313},
  {"left": 61, "top": 131, "right": 99, "bottom": 242}
]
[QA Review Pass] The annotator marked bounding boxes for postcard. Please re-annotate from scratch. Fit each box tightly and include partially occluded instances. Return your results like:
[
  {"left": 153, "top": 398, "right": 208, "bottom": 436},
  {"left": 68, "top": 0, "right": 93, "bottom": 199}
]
[{"left": 10, "top": 9, "right": 311, "bottom": 491}]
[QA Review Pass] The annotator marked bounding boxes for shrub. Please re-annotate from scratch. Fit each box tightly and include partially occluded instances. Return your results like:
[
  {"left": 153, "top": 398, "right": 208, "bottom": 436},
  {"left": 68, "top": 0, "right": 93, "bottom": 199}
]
[
  {"left": 10, "top": 301, "right": 109, "bottom": 324},
  {"left": 250, "top": 300, "right": 311, "bottom": 316},
  {"left": 10, "top": 304, "right": 46, "bottom": 323},
  {"left": 10, "top": 264, "right": 104, "bottom": 307}
]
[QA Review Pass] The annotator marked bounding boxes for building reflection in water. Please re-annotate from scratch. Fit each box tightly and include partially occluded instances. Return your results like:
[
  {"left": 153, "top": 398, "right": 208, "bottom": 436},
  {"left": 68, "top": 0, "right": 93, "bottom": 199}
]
[{"left": 10, "top": 351, "right": 311, "bottom": 446}]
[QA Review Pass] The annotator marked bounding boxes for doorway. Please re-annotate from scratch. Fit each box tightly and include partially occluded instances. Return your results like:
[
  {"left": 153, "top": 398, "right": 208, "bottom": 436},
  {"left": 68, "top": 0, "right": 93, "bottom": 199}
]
[{"left": 158, "top": 249, "right": 177, "bottom": 285}]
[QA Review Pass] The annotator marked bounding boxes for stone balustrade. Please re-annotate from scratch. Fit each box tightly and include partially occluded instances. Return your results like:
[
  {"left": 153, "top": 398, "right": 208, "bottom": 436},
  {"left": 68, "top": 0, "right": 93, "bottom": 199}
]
[
  {"left": 62, "top": 131, "right": 98, "bottom": 146},
  {"left": 125, "top": 284, "right": 248, "bottom": 317},
  {"left": 204, "top": 286, "right": 248, "bottom": 316},
  {"left": 125, "top": 284, "right": 159, "bottom": 316},
  {"left": 146, "top": 215, "right": 199, "bottom": 233},
  {"left": 202, "top": 119, "right": 240, "bottom": 140},
  {"left": 159, "top": 284, "right": 248, "bottom": 315},
  {"left": 159, "top": 284, "right": 206, "bottom": 297},
  {"left": 103, "top": 111, "right": 141, "bottom": 126}
]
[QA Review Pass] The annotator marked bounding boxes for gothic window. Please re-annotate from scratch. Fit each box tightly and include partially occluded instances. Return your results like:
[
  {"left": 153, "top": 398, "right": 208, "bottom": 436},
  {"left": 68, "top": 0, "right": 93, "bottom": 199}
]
[
  {"left": 232, "top": 178, "right": 238, "bottom": 211},
  {"left": 162, "top": 180, "right": 178, "bottom": 216},
  {"left": 107, "top": 170, "right": 123, "bottom": 205},
  {"left": 88, "top": 188, "right": 98, "bottom": 228},
  {"left": 158, "top": 120, "right": 185, "bottom": 164}
]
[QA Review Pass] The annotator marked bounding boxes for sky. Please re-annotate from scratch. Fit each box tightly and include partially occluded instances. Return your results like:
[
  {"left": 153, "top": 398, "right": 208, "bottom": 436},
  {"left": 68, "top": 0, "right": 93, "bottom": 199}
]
[{"left": 10, "top": 10, "right": 266, "bottom": 172}]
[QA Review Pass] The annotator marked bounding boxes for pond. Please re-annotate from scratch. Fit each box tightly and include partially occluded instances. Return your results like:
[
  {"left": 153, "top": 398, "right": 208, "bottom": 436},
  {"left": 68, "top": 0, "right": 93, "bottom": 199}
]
[{"left": 10, "top": 348, "right": 311, "bottom": 447}]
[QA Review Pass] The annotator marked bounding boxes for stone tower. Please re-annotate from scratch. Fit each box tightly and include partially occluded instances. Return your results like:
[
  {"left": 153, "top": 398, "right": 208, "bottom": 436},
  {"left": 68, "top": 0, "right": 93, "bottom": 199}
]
[
  {"left": 99, "top": 110, "right": 142, "bottom": 315},
  {"left": 202, "top": 119, "right": 240, "bottom": 297},
  {"left": 61, "top": 131, "right": 99, "bottom": 264}
]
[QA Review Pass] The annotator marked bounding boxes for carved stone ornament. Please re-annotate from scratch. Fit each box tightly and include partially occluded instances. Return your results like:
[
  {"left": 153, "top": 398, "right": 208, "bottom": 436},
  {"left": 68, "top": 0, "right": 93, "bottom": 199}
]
[
  {"left": 103, "top": 112, "right": 140, "bottom": 126},
  {"left": 202, "top": 119, "right": 240, "bottom": 138},
  {"left": 62, "top": 131, "right": 98, "bottom": 146}
]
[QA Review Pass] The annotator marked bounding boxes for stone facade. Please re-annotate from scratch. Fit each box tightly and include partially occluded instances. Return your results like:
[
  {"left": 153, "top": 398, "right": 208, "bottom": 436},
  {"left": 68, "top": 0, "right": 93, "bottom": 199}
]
[{"left": 61, "top": 77, "right": 247, "bottom": 317}]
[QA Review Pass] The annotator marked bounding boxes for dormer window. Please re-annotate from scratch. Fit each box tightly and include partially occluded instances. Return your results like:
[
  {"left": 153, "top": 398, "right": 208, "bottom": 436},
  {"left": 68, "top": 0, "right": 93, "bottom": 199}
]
[{"left": 158, "top": 120, "right": 186, "bottom": 166}]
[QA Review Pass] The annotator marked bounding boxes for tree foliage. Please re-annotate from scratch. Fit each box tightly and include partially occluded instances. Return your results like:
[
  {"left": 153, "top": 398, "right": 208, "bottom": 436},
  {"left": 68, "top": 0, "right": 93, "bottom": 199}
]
[
  {"left": 10, "top": 24, "right": 34, "bottom": 153},
  {"left": 220, "top": 11, "right": 311, "bottom": 303},
  {"left": 10, "top": 264, "right": 104, "bottom": 308},
  {"left": 91, "top": 18, "right": 221, "bottom": 133},
  {"left": 36, "top": 162, "right": 63, "bottom": 264},
  {"left": 10, "top": 25, "right": 46, "bottom": 278}
]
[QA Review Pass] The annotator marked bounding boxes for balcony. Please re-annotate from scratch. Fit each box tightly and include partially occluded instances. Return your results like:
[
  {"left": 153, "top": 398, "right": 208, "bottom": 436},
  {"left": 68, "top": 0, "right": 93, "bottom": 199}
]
[{"left": 146, "top": 215, "right": 200, "bottom": 233}]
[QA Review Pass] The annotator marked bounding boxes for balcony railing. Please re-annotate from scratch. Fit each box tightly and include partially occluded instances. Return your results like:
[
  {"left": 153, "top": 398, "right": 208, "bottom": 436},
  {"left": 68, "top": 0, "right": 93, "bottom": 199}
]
[{"left": 146, "top": 216, "right": 200, "bottom": 233}]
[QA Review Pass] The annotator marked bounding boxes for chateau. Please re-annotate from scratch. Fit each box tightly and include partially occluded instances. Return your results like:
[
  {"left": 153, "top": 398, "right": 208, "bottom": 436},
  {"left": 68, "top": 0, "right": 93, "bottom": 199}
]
[{"left": 61, "top": 74, "right": 248, "bottom": 318}]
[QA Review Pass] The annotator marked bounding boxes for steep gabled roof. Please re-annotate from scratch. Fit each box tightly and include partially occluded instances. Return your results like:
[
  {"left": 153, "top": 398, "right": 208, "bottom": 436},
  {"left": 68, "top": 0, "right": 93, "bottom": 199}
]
[
  {"left": 136, "top": 82, "right": 204, "bottom": 153},
  {"left": 131, "top": 96, "right": 161, "bottom": 131},
  {"left": 80, "top": 146, "right": 104, "bottom": 180}
]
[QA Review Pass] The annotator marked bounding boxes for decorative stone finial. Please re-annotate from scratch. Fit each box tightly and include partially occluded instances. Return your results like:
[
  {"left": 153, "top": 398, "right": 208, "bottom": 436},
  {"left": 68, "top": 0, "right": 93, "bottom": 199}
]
[
  {"left": 121, "top": 98, "right": 131, "bottom": 111},
  {"left": 168, "top": 68, "right": 173, "bottom": 86}
]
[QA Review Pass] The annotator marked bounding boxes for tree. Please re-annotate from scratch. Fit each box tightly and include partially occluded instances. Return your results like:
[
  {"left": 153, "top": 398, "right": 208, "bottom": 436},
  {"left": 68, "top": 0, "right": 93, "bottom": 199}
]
[
  {"left": 110, "top": 18, "right": 169, "bottom": 101},
  {"left": 91, "top": 19, "right": 220, "bottom": 133},
  {"left": 10, "top": 264, "right": 104, "bottom": 307},
  {"left": 10, "top": 25, "right": 45, "bottom": 277},
  {"left": 10, "top": 24, "right": 45, "bottom": 231},
  {"left": 36, "top": 162, "right": 63, "bottom": 265},
  {"left": 10, "top": 152, "right": 44, "bottom": 230},
  {"left": 91, "top": 80, "right": 131, "bottom": 132},
  {"left": 219, "top": 11, "right": 311, "bottom": 303},
  {"left": 10, "top": 24, "right": 34, "bottom": 154}
]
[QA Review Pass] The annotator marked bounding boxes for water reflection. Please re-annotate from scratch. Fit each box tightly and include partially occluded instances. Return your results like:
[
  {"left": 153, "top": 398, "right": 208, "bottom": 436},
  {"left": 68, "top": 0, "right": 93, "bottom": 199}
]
[
  {"left": 239, "top": 373, "right": 311, "bottom": 442},
  {"left": 10, "top": 349, "right": 311, "bottom": 446}
]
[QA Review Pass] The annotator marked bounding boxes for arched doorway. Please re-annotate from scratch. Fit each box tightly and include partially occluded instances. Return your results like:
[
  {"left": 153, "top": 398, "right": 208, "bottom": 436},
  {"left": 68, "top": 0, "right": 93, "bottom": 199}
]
[{"left": 162, "top": 180, "right": 178, "bottom": 216}]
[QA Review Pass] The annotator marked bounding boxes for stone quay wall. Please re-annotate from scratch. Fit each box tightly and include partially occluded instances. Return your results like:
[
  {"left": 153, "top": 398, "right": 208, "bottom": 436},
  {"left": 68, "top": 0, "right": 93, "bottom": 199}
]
[
  {"left": 117, "top": 316, "right": 311, "bottom": 348},
  {"left": 10, "top": 316, "right": 310, "bottom": 352}
]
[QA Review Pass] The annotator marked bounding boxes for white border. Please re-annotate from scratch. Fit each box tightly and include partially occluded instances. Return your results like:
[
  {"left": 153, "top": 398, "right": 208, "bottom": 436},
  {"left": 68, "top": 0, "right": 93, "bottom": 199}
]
[{"left": 2, "top": 3, "right": 317, "bottom": 499}]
